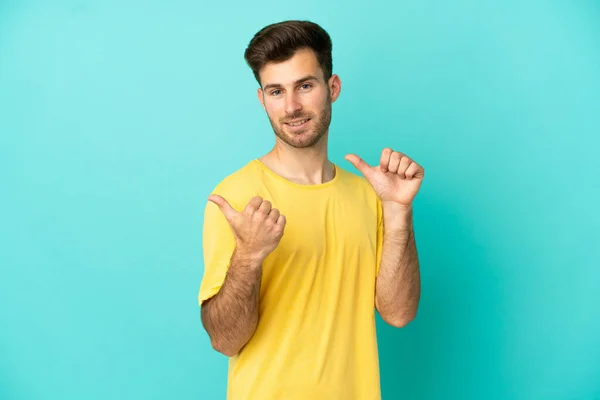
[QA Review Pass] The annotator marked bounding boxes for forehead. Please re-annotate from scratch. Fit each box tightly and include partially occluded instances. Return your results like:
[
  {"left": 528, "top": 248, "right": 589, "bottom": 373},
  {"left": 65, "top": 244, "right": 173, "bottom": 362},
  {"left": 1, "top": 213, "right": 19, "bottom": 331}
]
[{"left": 260, "top": 48, "right": 324, "bottom": 88}]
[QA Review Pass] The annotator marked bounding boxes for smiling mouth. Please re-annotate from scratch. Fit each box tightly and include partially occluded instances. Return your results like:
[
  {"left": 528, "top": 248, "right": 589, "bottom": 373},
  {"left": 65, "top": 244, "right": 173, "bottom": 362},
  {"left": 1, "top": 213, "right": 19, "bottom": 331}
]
[{"left": 285, "top": 118, "right": 311, "bottom": 127}]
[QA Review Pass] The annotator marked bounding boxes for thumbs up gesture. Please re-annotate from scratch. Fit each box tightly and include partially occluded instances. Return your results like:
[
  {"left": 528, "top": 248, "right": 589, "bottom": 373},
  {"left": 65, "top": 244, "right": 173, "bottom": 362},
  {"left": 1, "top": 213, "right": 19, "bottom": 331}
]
[
  {"left": 208, "top": 195, "right": 287, "bottom": 260},
  {"left": 345, "top": 148, "right": 425, "bottom": 207}
]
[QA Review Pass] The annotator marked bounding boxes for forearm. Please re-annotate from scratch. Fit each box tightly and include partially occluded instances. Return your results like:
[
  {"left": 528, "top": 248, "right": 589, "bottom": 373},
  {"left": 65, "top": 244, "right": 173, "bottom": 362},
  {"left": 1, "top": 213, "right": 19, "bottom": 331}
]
[
  {"left": 376, "top": 202, "right": 421, "bottom": 327},
  {"left": 201, "top": 248, "right": 263, "bottom": 356}
]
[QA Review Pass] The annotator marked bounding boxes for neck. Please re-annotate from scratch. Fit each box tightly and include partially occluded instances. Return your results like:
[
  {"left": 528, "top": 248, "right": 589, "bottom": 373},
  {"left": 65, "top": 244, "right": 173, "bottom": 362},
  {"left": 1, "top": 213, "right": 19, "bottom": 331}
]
[{"left": 259, "top": 134, "right": 335, "bottom": 185}]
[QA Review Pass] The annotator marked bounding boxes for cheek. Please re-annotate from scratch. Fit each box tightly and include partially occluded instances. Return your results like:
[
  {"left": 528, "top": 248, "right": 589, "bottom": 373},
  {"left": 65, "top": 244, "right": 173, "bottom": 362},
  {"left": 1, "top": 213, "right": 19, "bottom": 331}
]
[
  {"left": 311, "top": 92, "right": 329, "bottom": 109},
  {"left": 265, "top": 101, "right": 283, "bottom": 118}
]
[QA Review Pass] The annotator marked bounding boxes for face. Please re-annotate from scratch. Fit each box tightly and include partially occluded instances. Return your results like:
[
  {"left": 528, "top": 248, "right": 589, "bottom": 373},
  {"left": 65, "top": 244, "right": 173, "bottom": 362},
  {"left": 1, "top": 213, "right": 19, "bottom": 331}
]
[{"left": 257, "top": 48, "right": 341, "bottom": 149}]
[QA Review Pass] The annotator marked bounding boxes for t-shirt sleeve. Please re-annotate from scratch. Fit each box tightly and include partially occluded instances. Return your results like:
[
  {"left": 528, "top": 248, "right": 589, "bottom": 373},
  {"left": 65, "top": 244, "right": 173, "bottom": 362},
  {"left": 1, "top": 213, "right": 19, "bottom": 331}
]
[
  {"left": 375, "top": 197, "right": 384, "bottom": 277},
  {"left": 198, "top": 196, "right": 237, "bottom": 306}
]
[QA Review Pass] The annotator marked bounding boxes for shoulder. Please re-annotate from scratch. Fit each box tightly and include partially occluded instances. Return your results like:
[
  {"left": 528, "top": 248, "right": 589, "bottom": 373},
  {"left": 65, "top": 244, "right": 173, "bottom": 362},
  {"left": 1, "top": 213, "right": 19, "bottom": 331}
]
[
  {"left": 208, "top": 160, "right": 263, "bottom": 210},
  {"left": 335, "top": 164, "right": 381, "bottom": 213},
  {"left": 335, "top": 164, "right": 376, "bottom": 194}
]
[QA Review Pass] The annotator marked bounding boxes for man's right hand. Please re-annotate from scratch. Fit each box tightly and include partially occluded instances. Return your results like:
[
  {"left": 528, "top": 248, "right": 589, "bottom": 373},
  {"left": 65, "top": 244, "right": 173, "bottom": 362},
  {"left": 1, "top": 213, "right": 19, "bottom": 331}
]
[{"left": 208, "top": 195, "right": 286, "bottom": 261}]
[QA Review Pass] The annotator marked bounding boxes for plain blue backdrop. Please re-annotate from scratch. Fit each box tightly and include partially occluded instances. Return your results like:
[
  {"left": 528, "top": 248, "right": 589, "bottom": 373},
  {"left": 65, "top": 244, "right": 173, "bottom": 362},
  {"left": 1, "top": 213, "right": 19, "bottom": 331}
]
[{"left": 1, "top": 1, "right": 599, "bottom": 399}]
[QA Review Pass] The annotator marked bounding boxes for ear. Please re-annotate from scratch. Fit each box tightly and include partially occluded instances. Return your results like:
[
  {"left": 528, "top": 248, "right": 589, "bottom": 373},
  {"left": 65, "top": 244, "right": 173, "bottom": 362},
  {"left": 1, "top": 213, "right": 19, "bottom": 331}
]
[
  {"left": 328, "top": 74, "right": 342, "bottom": 103},
  {"left": 257, "top": 88, "right": 265, "bottom": 109}
]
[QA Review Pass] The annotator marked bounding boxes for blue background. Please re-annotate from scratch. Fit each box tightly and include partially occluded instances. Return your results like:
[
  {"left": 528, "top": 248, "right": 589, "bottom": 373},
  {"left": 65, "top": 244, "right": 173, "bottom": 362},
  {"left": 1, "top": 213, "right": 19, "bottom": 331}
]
[{"left": 1, "top": 1, "right": 599, "bottom": 399}]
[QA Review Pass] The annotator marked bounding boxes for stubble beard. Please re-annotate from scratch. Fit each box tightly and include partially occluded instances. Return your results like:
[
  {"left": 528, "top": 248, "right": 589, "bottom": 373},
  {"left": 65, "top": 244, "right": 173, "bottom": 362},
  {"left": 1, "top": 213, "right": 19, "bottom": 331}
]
[{"left": 267, "top": 93, "right": 332, "bottom": 149}]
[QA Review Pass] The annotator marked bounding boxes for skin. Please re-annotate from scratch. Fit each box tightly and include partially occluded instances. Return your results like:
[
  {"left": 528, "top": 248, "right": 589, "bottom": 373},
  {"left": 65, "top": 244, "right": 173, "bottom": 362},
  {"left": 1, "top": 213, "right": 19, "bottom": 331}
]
[
  {"left": 256, "top": 47, "right": 341, "bottom": 185},
  {"left": 345, "top": 149, "right": 424, "bottom": 327},
  {"left": 201, "top": 195, "right": 285, "bottom": 356},
  {"left": 201, "top": 47, "right": 424, "bottom": 356}
]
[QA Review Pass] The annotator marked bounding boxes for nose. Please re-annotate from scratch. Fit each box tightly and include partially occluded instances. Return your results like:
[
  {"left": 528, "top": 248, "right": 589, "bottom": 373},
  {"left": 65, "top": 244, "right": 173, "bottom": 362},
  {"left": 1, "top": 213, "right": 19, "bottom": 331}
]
[{"left": 284, "top": 92, "right": 302, "bottom": 116}]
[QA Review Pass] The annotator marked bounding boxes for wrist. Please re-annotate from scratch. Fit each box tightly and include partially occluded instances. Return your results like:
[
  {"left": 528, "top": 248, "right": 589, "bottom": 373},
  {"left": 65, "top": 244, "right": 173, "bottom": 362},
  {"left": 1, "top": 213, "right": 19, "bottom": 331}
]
[
  {"left": 233, "top": 246, "right": 266, "bottom": 269},
  {"left": 382, "top": 201, "right": 413, "bottom": 232}
]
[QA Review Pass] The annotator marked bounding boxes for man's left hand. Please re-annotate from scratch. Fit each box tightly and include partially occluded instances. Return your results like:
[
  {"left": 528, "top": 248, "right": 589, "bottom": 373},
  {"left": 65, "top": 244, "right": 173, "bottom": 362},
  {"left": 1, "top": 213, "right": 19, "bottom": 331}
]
[{"left": 345, "top": 148, "right": 425, "bottom": 207}]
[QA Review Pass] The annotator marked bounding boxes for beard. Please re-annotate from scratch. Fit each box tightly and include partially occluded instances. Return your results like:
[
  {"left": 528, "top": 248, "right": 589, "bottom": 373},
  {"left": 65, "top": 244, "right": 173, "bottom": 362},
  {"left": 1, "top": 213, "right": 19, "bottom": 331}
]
[{"left": 266, "top": 93, "right": 332, "bottom": 149}]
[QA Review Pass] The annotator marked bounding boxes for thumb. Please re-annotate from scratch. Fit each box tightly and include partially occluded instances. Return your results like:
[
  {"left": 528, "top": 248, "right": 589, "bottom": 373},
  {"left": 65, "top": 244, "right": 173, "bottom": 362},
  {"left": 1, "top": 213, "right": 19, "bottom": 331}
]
[
  {"left": 345, "top": 154, "right": 374, "bottom": 180},
  {"left": 208, "top": 194, "right": 238, "bottom": 222}
]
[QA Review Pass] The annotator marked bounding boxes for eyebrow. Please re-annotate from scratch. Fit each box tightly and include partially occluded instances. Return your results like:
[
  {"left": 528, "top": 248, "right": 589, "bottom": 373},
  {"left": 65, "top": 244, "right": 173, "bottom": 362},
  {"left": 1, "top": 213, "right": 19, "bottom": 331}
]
[{"left": 262, "top": 75, "right": 319, "bottom": 91}]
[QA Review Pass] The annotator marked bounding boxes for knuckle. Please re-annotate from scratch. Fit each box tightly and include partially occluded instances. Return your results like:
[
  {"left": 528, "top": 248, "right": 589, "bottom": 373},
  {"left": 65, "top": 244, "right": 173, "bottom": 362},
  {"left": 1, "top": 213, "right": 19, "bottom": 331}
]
[{"left": 248, "top": 196, "right": 261, "bottom": 206}]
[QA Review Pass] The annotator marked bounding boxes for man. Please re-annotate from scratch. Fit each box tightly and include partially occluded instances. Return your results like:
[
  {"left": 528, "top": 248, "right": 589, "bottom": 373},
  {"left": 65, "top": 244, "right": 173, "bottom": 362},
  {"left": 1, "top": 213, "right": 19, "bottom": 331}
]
[{"left": 198, "top": 20, "right": 424, "bottom": 400}]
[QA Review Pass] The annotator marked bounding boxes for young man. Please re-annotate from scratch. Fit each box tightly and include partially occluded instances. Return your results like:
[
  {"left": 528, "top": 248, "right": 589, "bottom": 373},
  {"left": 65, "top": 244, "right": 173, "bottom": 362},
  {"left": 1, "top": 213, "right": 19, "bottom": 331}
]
[{"left": 198, "top": 20, "right": 424, "bottom": 400}]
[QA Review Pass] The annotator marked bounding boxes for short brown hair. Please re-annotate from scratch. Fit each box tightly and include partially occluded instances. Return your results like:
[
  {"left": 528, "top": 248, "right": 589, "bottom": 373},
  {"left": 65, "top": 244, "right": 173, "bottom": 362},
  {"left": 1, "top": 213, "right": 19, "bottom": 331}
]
[{"left": 244, "top": 20, "right": 333, "bottom": 86}]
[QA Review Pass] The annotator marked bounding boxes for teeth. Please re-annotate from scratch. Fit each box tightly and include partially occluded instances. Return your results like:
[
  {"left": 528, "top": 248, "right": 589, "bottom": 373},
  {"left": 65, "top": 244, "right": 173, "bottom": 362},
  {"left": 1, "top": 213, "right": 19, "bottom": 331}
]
[{"left": 288, "top": 119, "right": 308, "bottom": 126}]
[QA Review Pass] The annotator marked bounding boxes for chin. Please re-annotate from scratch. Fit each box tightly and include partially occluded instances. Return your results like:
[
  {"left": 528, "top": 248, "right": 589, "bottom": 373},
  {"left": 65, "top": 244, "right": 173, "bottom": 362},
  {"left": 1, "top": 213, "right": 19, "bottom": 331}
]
[{"left": 281, "top": 130, "right": 324, "bottom": 148}]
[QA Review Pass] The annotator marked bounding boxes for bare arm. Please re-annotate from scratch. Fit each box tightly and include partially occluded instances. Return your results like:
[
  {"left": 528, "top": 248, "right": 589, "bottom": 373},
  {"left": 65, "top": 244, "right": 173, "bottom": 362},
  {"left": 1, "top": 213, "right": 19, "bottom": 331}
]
[
  {"left": 201, "top": 249, "right": 264, "bottom": 357},
  {"left": 375, "top": 201, "right": 421, "bottom": 328},
  {"left": 344, "top": 148, "right": 424, "bottom": 328},
  {"left": 200, "top": 194, "right": 286, "bottom": 356}
]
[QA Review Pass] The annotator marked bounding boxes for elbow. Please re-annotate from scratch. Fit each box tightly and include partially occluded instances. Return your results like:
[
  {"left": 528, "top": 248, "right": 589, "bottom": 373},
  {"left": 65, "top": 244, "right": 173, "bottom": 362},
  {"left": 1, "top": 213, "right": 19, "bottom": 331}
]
[
  {"left": 211, "top": 339, "right": 240, "bottom": 357},
  {"left": 383, "top": 311, "right": 417, "bottom": 328}
]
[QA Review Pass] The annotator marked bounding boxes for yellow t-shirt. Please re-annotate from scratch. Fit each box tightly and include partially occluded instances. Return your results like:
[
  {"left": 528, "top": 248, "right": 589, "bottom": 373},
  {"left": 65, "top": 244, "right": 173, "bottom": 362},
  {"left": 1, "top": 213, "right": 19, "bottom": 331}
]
[{"left": 199, "top": 159, "right": 384, "bottom": 400}]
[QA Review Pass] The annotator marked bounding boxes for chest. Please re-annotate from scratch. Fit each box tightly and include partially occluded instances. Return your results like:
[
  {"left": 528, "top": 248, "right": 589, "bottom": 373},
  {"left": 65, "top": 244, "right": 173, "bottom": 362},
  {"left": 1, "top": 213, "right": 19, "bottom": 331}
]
[{"left": 260, "top": 192, "right": 379, "bottom": 283}]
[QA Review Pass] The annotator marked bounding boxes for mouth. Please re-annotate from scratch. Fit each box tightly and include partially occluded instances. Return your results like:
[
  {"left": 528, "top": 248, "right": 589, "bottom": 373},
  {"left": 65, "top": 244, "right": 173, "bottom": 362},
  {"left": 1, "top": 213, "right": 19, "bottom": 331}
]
[{"left": 284, "top": 118, "right": 311, "bottom": 129}]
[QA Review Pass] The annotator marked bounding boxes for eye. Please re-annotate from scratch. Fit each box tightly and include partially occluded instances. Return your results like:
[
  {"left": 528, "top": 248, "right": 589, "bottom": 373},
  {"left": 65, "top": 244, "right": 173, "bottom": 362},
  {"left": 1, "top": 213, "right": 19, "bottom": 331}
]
[
  {"left": 300, "top": 83, "right": 312, "bottom": 90},
  {"left": 270, "top": 89, "right": 281, "bottom": 96}
]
